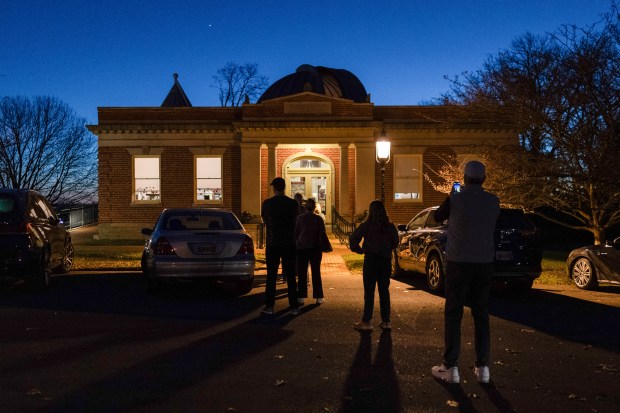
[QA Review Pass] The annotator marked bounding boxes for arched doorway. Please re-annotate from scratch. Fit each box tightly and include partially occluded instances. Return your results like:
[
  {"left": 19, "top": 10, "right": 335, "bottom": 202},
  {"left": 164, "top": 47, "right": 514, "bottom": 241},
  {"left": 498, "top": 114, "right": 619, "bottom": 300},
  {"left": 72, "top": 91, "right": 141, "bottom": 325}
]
[{"left": 284, "top": 156, "right": 333, "bottom": 223}]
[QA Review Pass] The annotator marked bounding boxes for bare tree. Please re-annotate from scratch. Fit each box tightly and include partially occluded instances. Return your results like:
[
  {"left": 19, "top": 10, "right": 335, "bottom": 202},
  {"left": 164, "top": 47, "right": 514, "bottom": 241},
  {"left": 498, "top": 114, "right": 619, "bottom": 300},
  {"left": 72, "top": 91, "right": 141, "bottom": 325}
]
[
  {"left": 438, "top": 4, "right": 620, "bottom": 244},
  {"left": 0, "top": 96, "right": 98, "bottom": 205},
  {"left": 212, "top": 62, "right": 269, "bottom": 106}
]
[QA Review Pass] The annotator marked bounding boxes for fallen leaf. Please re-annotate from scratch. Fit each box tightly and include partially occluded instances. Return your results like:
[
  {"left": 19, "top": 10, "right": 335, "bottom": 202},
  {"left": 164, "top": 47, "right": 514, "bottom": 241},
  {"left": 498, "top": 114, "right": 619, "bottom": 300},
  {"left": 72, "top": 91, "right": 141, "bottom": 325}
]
[
  {"left": 275, "top": 380, "right": 286, "bottom": 387},
  {"left": 446, "top": 400, "right": 459, "bottom": 407},
  {"left": 26, "top": 388, "right": 42, "bottom": 396}
]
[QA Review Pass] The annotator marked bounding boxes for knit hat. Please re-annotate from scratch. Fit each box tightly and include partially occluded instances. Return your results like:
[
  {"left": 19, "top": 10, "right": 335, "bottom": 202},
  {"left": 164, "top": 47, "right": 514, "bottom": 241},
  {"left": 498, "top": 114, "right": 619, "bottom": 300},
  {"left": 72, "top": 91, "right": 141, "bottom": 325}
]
[{"left": 464, "top": 161, "right": 486, "bottom": 180}]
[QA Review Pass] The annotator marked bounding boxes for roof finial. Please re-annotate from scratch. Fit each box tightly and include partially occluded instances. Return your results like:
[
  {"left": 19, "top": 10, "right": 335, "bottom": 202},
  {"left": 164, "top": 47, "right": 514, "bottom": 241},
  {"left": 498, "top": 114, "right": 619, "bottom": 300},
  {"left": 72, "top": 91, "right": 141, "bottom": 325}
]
[{"left": 173, "top": 73, "right": 179, "bottom": 81}]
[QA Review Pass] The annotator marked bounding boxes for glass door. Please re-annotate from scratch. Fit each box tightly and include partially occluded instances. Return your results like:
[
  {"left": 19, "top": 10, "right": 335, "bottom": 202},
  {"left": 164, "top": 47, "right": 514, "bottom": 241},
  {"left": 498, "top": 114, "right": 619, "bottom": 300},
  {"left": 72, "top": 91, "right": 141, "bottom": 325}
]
[{"left": 286, "top": 157, "right": 331, "bottom": 222}]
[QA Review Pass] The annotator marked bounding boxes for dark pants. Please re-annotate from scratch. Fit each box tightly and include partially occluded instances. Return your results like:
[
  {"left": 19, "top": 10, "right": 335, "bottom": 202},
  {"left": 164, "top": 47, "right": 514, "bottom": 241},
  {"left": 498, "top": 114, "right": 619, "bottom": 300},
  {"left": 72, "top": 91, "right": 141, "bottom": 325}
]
[
  {"left": 443, "top": 261, "right": 492, "bottom": 368},
  {"left": 362, "top": 252, "right": 391, "bottom": 323},
  {"left": 296, "top": 247, "right": 324, "bottom": 298},
  {"left": 265, "top": 244, "right": 298, "bottom": 308}
]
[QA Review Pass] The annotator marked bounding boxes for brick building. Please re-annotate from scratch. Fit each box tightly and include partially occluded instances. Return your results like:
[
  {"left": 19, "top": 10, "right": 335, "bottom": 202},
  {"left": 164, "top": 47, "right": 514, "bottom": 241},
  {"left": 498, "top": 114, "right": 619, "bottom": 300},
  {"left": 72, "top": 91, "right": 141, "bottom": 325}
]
[{"left": 88, "top": 65, "right": 516, "bottom": 239}]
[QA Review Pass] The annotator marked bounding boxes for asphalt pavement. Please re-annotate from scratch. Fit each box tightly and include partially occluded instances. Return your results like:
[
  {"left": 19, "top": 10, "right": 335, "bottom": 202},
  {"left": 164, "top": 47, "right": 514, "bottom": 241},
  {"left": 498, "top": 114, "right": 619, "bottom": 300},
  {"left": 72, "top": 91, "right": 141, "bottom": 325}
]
[{"left": 0, "top": 226, "right": 618, "bottom": 412}]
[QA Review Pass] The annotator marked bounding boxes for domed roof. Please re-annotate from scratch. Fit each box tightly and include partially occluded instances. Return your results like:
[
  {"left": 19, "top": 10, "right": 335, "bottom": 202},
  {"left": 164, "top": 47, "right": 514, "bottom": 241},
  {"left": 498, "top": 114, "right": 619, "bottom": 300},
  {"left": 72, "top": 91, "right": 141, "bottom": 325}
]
[{"left": 258, "top": 64, "right": 368, "bottom": 103}]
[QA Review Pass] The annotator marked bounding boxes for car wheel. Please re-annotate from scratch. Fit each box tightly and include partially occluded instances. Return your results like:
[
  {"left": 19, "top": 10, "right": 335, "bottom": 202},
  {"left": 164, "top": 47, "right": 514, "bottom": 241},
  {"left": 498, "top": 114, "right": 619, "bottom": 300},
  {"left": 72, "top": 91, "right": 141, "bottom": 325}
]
[
  {"left": 236, "top": 278, "right": 254, "bottom": 296},
  {"left": 54, "top": 242, "right": 74, "bottom": 274},
  {"left": 142, "top": 252, "right": 161, "bottom": 293},
  {"left": 571, "top": 257, "right": 597, "bottom": 289},
  {"left": 426, "top": 254, "right": 445, "bottom": 293},
  {"left": 27, "top": 250, "right": 51, "bottom": 291},
  {"left": 391, "top": 250, "right": 404, "bottom": 278}
]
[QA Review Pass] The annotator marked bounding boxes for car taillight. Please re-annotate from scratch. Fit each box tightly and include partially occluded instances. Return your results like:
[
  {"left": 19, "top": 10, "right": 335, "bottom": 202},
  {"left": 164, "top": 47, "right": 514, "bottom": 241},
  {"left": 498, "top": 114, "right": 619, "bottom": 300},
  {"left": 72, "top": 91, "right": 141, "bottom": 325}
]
[
  {"left": 236, "top": 236, "right": 254, "bottom": 255},
  {"left": 17, "top": 222, "right": 33, "bottom": 234},
  {"left": 153, "top": 237, "right": 176, "bottom": 255}
]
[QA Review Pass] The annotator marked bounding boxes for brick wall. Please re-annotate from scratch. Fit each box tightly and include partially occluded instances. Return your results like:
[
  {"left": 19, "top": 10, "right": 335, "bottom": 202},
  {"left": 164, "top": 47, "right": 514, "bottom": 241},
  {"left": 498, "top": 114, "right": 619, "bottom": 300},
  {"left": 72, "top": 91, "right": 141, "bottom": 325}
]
[{"left": 98, "top": 145, "right": 240, "bottom": 238}]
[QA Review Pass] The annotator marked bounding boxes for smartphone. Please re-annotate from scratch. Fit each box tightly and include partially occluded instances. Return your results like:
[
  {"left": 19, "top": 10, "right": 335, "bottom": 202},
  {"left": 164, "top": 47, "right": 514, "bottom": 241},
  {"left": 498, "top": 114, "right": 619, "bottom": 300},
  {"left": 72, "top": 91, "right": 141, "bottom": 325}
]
[{"left": 452, "top": 181, "right": 461, "bottom": 194}]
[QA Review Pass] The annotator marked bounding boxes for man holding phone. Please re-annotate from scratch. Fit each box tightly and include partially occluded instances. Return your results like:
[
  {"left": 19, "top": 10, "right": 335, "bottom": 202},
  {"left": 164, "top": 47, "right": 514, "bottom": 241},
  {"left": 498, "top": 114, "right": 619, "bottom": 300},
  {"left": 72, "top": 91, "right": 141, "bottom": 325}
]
[{"left": 431, "top": 161, "right": 500, "bottom": 384}]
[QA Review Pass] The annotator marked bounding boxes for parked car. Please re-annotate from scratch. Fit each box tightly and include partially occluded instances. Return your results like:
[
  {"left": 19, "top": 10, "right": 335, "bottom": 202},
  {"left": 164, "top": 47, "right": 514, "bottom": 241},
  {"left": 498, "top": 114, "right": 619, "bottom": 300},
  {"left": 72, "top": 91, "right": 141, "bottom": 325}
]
[
  {"left": 392, "top": 206, "right": 543, "bottom": 293},
  {"left": 566, "top": 236, "right": 620, "bottom": 289},
  {"left": 0, "top": 188, "right": 74, "bottom": 290},
  {"left": 141, "top": 208, "right": 256, "bottom": 295}
]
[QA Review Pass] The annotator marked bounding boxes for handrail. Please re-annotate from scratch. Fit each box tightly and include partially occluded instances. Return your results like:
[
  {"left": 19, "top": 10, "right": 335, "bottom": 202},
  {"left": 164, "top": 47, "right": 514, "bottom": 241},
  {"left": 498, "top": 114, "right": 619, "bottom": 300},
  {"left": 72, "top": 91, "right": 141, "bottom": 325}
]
[
  {"left": 332, "top": 205, "right": 356, "bottom": 247},
  {"left": 57, "top": 204, "right": 99, "bottom": 230}
]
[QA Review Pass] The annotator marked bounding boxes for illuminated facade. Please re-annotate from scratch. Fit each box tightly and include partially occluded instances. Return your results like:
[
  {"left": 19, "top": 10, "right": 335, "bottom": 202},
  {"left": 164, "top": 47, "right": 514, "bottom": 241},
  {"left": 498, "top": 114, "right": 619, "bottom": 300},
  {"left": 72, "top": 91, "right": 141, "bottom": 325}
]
[{"left": 88, "top": 66, "right": 516, "bottom": 238}]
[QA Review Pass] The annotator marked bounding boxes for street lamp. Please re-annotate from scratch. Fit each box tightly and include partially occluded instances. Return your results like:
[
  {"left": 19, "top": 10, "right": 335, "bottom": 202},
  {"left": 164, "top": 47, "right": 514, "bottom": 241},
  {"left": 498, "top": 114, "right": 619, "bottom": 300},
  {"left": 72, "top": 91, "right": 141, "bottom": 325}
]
[{"left": 376, "top": 131, "right": 391, "bottom": 203}]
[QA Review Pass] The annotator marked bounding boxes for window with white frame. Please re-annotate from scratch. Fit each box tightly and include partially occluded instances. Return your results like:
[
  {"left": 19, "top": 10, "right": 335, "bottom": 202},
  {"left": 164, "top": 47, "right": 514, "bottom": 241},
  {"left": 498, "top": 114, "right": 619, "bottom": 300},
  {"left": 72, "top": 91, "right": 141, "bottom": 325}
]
[
  {"left": 393, "top": 154, "right": 422, "bottom": 201},
  {"left": 196, "top": 156, "right": 222, "bottom": 202},
  {"left": 134, "top": 156, "right": 161, "bottom": 202}
]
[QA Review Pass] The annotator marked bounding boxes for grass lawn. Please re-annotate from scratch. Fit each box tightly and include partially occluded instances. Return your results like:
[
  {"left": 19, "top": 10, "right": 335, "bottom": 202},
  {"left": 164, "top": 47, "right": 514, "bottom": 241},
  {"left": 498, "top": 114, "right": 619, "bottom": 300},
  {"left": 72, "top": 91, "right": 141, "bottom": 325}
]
[
  {"left": 72, "top": 241, "right": 266, "bottom": 271},
  {"left": 342, "top": 250, "right": 571, "bottom": 285}
]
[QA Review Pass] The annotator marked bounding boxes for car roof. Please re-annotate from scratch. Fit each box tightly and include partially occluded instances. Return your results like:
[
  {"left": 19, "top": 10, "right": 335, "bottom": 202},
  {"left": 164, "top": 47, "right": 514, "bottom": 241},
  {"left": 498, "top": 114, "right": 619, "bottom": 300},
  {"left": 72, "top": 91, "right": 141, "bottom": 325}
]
[{"left": 161, "top": 207, "right": 233, "bottom": 214}]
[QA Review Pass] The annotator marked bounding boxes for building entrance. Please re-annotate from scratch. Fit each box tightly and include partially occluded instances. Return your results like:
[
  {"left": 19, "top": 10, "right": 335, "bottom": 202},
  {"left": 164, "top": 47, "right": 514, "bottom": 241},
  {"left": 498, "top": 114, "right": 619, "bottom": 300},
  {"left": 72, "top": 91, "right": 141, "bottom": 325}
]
[{"left": 285, "top": 157, "right": 332, "bottom": 223}]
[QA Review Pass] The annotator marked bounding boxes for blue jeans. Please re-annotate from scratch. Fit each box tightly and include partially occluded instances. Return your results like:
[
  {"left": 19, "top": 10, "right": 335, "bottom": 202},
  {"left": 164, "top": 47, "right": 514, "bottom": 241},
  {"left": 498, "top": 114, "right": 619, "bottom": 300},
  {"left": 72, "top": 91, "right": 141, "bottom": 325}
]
[
  {"left": 265, "top": 244, "right": 298, "bottom": 308},
  {"left": 443, "top": 261, "right": 492, "bottom": 368},
  {"left": 362, "top": 252, "right": 391, "bottom": 323}
]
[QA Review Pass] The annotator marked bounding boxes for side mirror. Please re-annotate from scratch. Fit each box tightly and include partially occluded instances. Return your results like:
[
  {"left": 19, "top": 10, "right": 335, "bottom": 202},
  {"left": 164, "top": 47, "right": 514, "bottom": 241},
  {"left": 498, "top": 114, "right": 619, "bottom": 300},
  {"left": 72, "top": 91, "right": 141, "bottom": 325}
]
[
  {"left": 141, "top": 228, "right": 153, "bottom": 236},
  {"left": 397, "top": 224, "right": 407, "bottom": 232}
]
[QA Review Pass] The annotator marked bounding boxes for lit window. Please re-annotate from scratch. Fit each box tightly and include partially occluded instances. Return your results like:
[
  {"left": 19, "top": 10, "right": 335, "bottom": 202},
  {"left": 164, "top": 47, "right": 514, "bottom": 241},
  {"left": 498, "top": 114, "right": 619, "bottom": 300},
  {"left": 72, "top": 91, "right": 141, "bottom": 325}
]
[
  {"left": 134, "top": 157, "right": 161, "bottom": 202},
  {"left": 393, "top": 154, "right": 422, "bottom": 201},
  {"left": 196, "top": 157, "right": 222, "bottom": 202}
]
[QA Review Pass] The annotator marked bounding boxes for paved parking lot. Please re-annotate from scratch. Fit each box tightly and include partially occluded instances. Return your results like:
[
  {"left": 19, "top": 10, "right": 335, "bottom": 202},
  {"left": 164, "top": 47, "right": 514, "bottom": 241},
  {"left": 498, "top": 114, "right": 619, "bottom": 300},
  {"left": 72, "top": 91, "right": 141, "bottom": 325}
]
[{"left": 0, "top": 225, "right": 616, "bottom": 412}]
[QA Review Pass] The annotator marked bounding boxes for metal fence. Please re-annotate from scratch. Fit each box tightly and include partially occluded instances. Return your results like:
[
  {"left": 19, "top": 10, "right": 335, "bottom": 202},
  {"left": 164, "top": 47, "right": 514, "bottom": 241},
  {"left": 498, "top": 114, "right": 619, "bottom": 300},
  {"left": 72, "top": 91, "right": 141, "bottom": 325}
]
[
  {"left": 57, "top": 204, "right": 99, "bottom": 230},
  {"left": 332, "top": 206, "right": 357, "bottom": 246}
]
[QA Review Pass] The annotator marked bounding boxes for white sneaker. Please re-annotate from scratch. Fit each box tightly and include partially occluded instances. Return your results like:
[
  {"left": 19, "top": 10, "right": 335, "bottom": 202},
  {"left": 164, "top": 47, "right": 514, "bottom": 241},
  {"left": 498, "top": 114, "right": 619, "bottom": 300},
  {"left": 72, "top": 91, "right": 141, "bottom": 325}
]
[
  {"left": 431, "top": 364, "right": 460, "bottom": 383},
  {"left": 474, "top": 366, "right": 490, "bottom": 383},
  {"left": 316, "top": 298, "right": 325, "bottom": 304},
  {"left": 261, "top": 306, "right": 274, "bottom": 315},
  {"left": 291, "top": 307, "right": 300, "bottom": 315},
  {"left": 297, "top": 298, "right": 305, "bottom": 305}
]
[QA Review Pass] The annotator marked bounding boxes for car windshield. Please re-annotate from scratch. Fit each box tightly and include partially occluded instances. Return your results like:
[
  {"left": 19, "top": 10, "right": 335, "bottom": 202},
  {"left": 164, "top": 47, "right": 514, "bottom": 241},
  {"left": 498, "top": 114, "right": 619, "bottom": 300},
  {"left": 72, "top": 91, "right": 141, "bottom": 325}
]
[
  {"left": 162, "top": 210, "right": 242, "bottom": 231},
  {"left": 0, "top": 194, "right": 16, "bottom": 221},
  {"left": 496, "top": 209, "right": 535, "bottom": 230}
]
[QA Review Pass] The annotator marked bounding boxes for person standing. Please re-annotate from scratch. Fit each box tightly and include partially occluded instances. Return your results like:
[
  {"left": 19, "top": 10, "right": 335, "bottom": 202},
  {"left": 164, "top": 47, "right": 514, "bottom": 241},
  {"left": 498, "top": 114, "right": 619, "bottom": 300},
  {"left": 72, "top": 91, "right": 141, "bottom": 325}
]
[
  {"left": 261, "top": 177, "right": 300, "bottom": 315},
  {"left": 349, "top": 200, "right": 399, "bottom": 331},
  {"left": 295, "top": 198, "right": 326, "bottom": 305},
  {"left": 431, "top": 161, "right": 500, "bottom": 384},
  {"left": 294, "top": 193, "right": 306, "bottom": 216}
]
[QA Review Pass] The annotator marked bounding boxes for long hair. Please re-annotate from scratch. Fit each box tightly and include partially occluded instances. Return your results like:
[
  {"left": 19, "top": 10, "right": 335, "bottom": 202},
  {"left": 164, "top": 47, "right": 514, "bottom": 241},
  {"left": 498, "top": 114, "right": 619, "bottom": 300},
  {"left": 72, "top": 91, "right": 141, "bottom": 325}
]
[{"left": 366, "top": 200, "right": 390, "bottom": 231}]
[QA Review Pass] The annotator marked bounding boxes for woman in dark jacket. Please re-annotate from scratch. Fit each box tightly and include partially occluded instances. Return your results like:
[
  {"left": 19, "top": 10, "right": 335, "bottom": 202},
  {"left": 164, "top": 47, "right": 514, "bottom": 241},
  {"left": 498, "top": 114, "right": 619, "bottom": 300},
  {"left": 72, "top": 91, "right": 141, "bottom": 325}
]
[
  {"left": 349, "top": 200, "right": 399, "bottom": 331},
  {"left": 295, "top": 198, "right": 326, "bottom": 305}
]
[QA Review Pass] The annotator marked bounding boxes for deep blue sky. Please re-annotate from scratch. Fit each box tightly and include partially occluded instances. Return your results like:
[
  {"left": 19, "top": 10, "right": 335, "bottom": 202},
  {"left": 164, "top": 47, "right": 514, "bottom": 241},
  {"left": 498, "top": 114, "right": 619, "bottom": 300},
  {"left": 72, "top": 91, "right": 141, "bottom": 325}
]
[{"left": 0, "top": 0, "right": 613, "bottom": 124}]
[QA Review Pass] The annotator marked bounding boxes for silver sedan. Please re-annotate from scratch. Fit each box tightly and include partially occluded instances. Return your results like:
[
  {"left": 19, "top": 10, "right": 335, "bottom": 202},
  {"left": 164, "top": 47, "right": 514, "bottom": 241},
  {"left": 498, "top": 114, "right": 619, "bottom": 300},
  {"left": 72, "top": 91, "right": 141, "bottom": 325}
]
[{"left": 141, "top": 208, "right": 256, "bottom": 295}]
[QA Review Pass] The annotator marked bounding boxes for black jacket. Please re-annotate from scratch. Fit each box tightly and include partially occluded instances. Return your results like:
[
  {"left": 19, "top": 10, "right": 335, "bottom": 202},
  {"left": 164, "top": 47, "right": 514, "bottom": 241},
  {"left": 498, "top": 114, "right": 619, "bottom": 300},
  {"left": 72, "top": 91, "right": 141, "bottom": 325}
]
[{"left": 349, "top": 220, "right": 399, "bottom": 258}]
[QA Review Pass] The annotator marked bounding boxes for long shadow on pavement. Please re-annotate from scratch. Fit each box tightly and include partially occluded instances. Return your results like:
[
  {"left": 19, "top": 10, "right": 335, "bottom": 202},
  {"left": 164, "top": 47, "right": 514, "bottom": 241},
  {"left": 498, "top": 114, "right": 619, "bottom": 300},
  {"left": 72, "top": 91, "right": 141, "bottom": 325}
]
[
  {"left": 339, "top": 330, "right": 401, "bottom": 413},
  {"left": 393, "top": 274, "right": 620, "bottom": 353}
]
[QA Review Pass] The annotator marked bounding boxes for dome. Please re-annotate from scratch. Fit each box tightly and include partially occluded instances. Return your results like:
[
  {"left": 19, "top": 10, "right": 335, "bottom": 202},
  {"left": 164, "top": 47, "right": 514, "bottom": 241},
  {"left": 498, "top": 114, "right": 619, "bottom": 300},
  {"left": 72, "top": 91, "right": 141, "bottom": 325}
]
[{"left": 258, "top": 65, "right": 368, "bottom": 103}]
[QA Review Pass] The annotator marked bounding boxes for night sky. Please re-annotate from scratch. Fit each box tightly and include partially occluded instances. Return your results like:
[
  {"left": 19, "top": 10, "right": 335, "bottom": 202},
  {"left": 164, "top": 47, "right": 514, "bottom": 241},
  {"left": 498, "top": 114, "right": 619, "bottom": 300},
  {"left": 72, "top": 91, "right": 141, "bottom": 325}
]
[{"left": 0, "top": 0, "right": 612, "bottom": 124}]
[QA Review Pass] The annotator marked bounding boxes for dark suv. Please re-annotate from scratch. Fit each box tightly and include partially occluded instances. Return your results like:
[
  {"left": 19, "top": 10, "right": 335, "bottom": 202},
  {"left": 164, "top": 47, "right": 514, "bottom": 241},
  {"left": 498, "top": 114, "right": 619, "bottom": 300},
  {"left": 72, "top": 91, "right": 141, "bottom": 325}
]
[
  {"left": 0, "top": 189, "right": 74, "bottom": 290},
  {"left": 393, "top": 206, "right": 543, "bottom": 293}
]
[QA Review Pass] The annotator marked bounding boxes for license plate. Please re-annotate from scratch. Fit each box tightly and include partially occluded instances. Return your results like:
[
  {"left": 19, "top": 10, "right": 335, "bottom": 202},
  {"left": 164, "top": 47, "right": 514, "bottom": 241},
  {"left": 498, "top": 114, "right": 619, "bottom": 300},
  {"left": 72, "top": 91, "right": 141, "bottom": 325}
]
[
  {"left": 495, "top": 251, "right": 514, "bottom": 261},
  {"left": 190, "top": 242, "right": 217, "bottom": 255}
]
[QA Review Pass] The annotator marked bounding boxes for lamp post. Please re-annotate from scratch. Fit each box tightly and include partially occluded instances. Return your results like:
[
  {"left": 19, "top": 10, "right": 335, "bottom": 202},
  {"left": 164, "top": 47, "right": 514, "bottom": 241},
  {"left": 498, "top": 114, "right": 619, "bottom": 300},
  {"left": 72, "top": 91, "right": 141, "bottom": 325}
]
[{"left": 376, "top": 133, "right": 391, "bottom": 204}]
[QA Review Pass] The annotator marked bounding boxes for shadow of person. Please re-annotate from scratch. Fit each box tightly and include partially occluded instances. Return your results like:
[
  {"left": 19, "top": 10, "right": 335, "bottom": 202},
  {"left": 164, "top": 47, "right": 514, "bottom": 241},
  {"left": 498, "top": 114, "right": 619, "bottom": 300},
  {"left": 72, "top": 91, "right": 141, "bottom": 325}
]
[
  {"left": 434, "top": 380, "right": 479, "bottom": 413},
  {"left": 339, "top": 330, "right": 402, "bottom": 413},
  {"left": 480, "top": 382, "right": 516, "bottom": 413}
]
